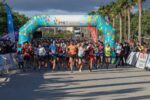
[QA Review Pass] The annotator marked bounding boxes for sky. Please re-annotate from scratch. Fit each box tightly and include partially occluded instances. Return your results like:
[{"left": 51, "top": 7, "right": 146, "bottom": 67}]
[{"left": 1, "top": 0, "right": 150, "bottom": 17}]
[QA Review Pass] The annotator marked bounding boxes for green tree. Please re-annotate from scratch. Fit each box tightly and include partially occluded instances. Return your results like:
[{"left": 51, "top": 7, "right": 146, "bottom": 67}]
[
  {"left": 13, "top": 12, "right": 29, "bottom": 31},
  {"left": 88, "top": 11, "right": 97, "bottom": 15},
  {"left": 0, "top": 2, "right": 7, "bottom": 35},
  {"left": 89, "top": 0, "right": 149, "bottom": 43},
  {"left": 0, "top": 2, "right": 28, "bottom": 36},
  {"left": 142, "top": 7, "right": 150, "bottom": 36},
  {"left": 97, "top": 6, "right": 106, "bottom": 17}
]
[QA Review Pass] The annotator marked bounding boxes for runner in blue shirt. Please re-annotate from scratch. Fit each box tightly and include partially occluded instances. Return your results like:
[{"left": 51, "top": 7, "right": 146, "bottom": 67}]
[{"left": 49, "top": 41, "right": 57, "bottom": 72}]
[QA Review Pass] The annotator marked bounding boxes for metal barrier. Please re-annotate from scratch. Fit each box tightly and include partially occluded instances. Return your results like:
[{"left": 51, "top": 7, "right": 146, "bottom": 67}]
[{"left": 0, "top": 53, "right": 17, "bottom": 75}]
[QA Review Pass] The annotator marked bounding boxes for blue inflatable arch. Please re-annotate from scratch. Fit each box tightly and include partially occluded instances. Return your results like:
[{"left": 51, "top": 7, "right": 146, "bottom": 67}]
[{"left": 19, "top": 15, "right": 115, "bottom": 47}]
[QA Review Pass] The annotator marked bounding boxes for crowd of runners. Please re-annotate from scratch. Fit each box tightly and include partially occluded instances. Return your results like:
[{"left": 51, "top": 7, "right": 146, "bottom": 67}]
[{"left": 16, "top": 38, "right": 150, "bottom": 72}]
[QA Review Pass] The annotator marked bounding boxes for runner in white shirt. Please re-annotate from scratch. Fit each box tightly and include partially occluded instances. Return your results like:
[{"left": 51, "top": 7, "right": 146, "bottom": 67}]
[
  {"left": 77, "top": 43, "right": 85, "bottom": 72},
  {"left": 38, "top": 44, "right": 46, "bottom": 69}
]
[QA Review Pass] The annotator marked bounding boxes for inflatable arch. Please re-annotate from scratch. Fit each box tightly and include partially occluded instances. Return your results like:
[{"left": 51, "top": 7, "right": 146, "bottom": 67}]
[{"left": 19, "top": 15, "right": 115, "bottom": 47}]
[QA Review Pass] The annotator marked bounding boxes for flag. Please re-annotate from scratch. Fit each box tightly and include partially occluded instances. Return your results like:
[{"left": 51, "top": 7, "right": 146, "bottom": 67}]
[{"left": 5, "top": 4, "right": 15, "bottom": 42}]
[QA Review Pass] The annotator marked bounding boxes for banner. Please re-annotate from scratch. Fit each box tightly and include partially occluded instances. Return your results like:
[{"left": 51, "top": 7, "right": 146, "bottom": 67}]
[
  {"left": 136, "top": 53, "right": 148, "bottom": 69},
  {"left": 127, "top": 52, "right": 140, "bottom": 66},
  {"left": 6, "top": 4, "right": 15, "bottom": 42},
  {"left": 146, "top": 55, "right": 150, "bottom": 68},
  {"left": 88, "top": 26, "right": 97, "bottom": 42}
]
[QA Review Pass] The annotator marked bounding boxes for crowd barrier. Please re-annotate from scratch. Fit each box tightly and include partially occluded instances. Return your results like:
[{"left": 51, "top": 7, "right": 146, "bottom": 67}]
[
  {"left": 0, "top": 53, "right": 18, "bottom": 73},
  {"left": 127, "top": 52, "right": 150, "bottom": 69}
]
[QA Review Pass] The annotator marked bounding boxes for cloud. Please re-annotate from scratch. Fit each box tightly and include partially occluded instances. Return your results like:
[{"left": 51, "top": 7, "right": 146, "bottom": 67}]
[
  {"left": 5, "top": 0, "right": 116, "bottom": 12},
  {"left": 17, "top": 9, "right": 86, "bottom": 17},
  {"left": 1, "top": 0, "right": 150, "bottom": 17}
]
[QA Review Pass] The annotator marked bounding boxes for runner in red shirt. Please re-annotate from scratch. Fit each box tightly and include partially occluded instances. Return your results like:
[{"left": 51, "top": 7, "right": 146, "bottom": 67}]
[{"left": 87, "top": 43, "right": 95, "bottom": 72}]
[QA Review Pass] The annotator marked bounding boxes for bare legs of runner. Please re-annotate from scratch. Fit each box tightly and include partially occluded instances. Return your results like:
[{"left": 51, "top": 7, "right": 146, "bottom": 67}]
[
  {"left": 69, "top": 57, "right": 74, "bottom": 73},
  {"left": 52, "top": 59, "right": 56, "bottom": 72},
  {"left": 105, "top": 57, "right": 110, "bottom": 69},
  {"left": 89, "top": 59, "right": 93, "bottom": 72},
  {"left": 78, "top": 58, "right": 83, "bottom": 72}
]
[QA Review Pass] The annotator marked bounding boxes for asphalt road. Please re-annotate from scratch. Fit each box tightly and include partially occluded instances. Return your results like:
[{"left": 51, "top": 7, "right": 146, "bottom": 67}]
[{"left": 0, "top": 67, "right": 150, "bottom": 100}]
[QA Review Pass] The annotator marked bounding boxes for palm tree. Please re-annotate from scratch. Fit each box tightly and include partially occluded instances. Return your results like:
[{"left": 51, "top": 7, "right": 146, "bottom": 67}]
[
  {"left": 98, "top": 5, "right": 111, "bottom": 22},
  {"left": 119, "top": 13, "right": 123, "bottom": 43},
  {"left": 97, "top": 6, "right": 106, "bottom": 17},
  {"left": 137, "top": 0, "right": 144, "bottom": 44},
  {"left": 88, "top": 11, "right": 97, "bottom": 15},
  {"left": 123, "top": 9, "right": 127, "bottom": 41},
  {"left": 105, "top": 5, "right": 112, "bottom": 22},
  {"left": 115, "top": 0, "right": 126, "bottom": 43},
  {"left": 126, "top": 0, "right": 133, "bottom": 42},
  {"left": 109, "top": 2, "right": 118, "bottom": 28},
  {"left": 131, "top": 0, "right": 146, "bottom": 44},
  {"left": 115, "top": 0, "right": 133, "bottom": 42},
  {"left": 123, "top": 0, "right": 134, "bottom": 41},
  {"left": 118, "top": 0, "right": 132, "bottom": 41}
]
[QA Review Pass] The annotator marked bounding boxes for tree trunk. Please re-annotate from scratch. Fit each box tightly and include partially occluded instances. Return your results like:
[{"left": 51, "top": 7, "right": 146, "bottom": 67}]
[
  {"left": 123, "top": 10, "right": 127, "bottom": 41},
  {"left": 113, "top": 17, "right": 115, "bottom": 28},
  {"left": 119, "top": 13, "right": 123, "bottom": 43},
  {"left": 127, "top": 8, "right": 131, "bottom": 42},
  {"left": 54, "top": 27, "right": 57, "bottom": 35},
  {"left": 138, "top": 0, "right": 142, "bottom": 44}
]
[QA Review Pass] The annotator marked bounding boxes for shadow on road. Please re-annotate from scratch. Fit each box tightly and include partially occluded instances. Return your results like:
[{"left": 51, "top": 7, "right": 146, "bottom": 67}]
[
  {"left": 114, "top": 95, "right": 150, "bottom": 100},
  {"left": 0, "top": 69, "right": 149, "bottom": 100}
]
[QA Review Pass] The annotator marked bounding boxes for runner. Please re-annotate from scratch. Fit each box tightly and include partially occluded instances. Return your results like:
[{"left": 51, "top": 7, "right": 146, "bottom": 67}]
[
  {"left": 95, "top": 43, "right": 100, "bottom": 69},
  {"left": 49, "top": 41, "right": 57, "bottom": 72},
  {"left": 37, "top": 44, "right": 47, "bottom": 69},
  {"left": 33, "top": 44, "right": 39, "bottom": 70},
  {"left": 77, "top": 43, "right": 85, "bottom": 72},
  {"left": 99, "top": 42, "right": 104, "bottom": 67},
  {"left": 22, "top": 42, "right": 31, "bottom": 69},
  {"left": 67, "top": 41, "right": 77, "bottom": 73},
  {"left": 105, "top": 44, "right": 111, "bottom": 69},
  {"left": 57, "top": 43, "right": 63, "bottom": 70},
  {"left": 28, "top": 43, "right": 34, "bottom": 69},
  {"left": 61, "top": 42, "right": 67, "bottom": 70},
  {"left": 87, "top": 43, "right": 95, "bottom": 72}
]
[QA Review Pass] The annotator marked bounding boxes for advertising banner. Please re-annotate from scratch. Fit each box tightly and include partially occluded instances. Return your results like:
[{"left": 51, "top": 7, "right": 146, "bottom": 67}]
[
  {"left": 146, "top": 55, "right": 150, "bottom": 68},
  {"left": 127, "top": 52, "right": 140, "bottom": 66},
  {"left": 136, "top": 53, "right": 148, "bottom": 69}
]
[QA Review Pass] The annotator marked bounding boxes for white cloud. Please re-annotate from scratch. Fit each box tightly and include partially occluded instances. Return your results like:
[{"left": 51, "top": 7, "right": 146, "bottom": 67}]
[
  {"left": 93, "top": 6, "right": 99, "bottom": 10},
  {"left": 16, "top": 9, "right": 86, "bottom": 17}
]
